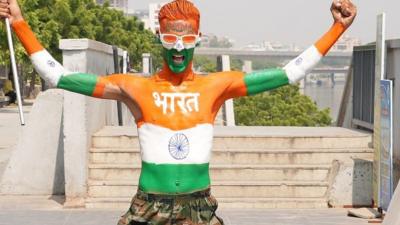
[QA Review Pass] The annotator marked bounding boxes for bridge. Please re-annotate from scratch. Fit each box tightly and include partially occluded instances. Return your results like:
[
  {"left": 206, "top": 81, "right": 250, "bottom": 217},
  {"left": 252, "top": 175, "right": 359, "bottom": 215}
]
[
  {"left": 195, "top": 47, "right": 353, "bottom": 69},
  {"left": 311, "top": 67, "right": 349, "bottom": 74},
  {"left": 196, "top": 47, "right": 352, "bottom": 59}
]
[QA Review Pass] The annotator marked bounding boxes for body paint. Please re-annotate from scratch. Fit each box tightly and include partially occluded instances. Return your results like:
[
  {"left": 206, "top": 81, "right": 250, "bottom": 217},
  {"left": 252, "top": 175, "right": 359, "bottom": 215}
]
[
  {"left": 283, "top": 22, "right": 345, "bottom": 84},
  {"left": 163, "top": 47, "right": 195, "bottom": 74},
  {"left": 244, "top": 69, "right": 289, "bottom": 95},
  {"left": 164, "top": 20, "right": 196, "bottom": 33}
]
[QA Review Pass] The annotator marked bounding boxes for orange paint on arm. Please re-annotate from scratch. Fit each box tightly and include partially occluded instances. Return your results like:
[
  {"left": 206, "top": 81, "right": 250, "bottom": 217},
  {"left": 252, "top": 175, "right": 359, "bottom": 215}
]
[
  {"left": 315, "top": 22, "right": 346, "bottom": 56},
  {"left": 217, "top": 71, "right": 247, "bottom": 101},
  {"left": 11, "top": 20, "right": 44, "bottom": 56},
  {"left": 92, "top": 74, "right": 130, "bottom": 98},
  {"left": 92, "top": 79, "right": 107, "bottom": 98}
]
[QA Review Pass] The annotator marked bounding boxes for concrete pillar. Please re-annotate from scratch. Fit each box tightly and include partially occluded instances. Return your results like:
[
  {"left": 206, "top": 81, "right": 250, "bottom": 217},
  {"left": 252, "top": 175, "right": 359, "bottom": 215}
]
[
  {"left": 142, "top": 53, "right": 152, "bottom": 76},
  {"left": 217, "top": 55, "right": 236, "bottom": 126},
  {"left": 59, "top": 39, "right": 129, "bottom": 207},
  {"left": 242, "top": 60, "right": 253, "bottom": 73},
  {"left": 123, "top": 51, "right": 128, "bottom": 74},
  {"left": 299, "top": 76, "right": 305, "bottom": 95}
]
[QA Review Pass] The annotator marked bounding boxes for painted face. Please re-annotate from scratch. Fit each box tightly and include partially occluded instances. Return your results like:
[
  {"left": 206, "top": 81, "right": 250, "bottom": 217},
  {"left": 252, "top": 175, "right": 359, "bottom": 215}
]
[{"left": 159, "top": 20, "right": 200, "bottom": 74}]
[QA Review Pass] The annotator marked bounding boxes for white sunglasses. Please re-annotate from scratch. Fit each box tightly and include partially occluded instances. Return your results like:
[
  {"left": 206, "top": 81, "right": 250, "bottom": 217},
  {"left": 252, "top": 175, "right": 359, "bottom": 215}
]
[{"left": 159, "top": 33, "right": 201, "bottom": 50}]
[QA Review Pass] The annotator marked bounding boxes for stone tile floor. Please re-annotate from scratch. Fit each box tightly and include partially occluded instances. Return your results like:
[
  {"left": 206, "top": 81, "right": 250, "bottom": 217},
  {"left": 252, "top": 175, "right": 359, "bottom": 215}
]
[{"left": 0, "top": 208, "right": 373, "bottom": 225}]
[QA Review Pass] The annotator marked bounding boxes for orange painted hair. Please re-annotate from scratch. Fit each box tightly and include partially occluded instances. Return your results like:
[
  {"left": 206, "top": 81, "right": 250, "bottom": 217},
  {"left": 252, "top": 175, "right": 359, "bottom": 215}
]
[{"left": 159, "top": 0, "right": 200, "bottom": 31}]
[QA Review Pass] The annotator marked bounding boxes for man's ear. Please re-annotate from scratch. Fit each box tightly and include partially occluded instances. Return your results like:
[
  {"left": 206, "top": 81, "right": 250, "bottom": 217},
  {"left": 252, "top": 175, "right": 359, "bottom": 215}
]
[{"left": 196, "top": 32, "right": 202, "bottom": 47}]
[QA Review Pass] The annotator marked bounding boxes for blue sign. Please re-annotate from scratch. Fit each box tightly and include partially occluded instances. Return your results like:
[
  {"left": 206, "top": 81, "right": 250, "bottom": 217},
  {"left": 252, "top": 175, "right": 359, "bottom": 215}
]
[{"left": 380, "top": 79, "right": 394, "bottom": 211}]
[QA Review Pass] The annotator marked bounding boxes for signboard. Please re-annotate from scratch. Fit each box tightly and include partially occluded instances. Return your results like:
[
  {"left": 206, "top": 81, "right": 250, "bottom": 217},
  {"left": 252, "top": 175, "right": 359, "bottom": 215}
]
[
  {"left": 380, "top": 79, "right": 393, "bottom": 211},
  {"left": 373, "top": 13, "right": 386, "bottom": 206}
]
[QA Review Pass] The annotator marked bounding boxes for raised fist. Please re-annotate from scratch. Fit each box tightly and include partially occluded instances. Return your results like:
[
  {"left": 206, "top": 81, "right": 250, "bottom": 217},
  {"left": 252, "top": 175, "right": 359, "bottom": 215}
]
[
  {"left": 331, "top": 0, "right": 357, "bottom": 29},
  {"left": 0, "top": 0, "right": 23, "bottom": 23}
]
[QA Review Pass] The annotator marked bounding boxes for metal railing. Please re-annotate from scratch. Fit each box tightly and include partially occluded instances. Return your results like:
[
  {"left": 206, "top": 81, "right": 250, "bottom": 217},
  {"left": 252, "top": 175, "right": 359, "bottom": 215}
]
[{"left": 352, "top": 44, "right": 376, "bottom": 130}]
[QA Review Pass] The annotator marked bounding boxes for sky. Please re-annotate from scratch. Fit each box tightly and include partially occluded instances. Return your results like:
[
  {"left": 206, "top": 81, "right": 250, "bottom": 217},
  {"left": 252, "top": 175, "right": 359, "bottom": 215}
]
[{"left": 128, "top": 0, "right": 400, "bottom": 47}]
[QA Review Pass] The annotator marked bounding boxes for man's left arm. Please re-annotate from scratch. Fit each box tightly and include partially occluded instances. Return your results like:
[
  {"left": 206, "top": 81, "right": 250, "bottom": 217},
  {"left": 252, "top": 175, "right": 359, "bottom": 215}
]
[{"left": 234, "top": 0, "right": 357, "bottom": 96}]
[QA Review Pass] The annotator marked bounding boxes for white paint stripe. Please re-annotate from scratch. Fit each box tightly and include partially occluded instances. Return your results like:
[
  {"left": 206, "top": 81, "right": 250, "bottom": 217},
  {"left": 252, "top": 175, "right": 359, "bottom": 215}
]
[
  {"left": 138, "top": 123, "right": 213, "bottom": 164},
  {"left": 283, "top": 45, "right": 322, "bottom": 84},
  {"left": 30, "top": 50, "right": 70, "bottom": 87}
]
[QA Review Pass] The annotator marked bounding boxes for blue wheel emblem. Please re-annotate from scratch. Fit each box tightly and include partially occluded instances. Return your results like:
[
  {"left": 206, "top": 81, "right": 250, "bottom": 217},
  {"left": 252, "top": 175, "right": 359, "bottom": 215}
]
[
  {"left": 168, "top": 133, "right": 190, "bottom": 160},
  {"left": 295, "top": 57, "right": 303, "bottom": 66},
  {"left": 47, "top": 60, "right": 56, "bottom": 67}
]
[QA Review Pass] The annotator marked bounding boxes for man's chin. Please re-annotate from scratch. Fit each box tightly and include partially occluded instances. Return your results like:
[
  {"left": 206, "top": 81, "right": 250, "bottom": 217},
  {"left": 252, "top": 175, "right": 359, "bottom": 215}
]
[{"left": 169, "top": 64, "right": 187, "bottom": 74}]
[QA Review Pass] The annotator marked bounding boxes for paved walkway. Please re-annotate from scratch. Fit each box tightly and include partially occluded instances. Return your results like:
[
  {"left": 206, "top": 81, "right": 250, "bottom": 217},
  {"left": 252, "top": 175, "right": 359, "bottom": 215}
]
[
  {"left": 0, "top": 196, "right": 374, "bottom": 225},
  {"left": 0, "top": 104, "right": 32, "bottom": 165},
  {"left": 0, "top": 208, "right": 372, "bottom": 225},
  {"left": 0, "top": 104, "right": 32, "bottom": 180},
  {"left": 0, "top": 105, "right": 31, "bottom": 149},
  {"left": 0, "top": 104, "right": 376, "bottom": 225}
]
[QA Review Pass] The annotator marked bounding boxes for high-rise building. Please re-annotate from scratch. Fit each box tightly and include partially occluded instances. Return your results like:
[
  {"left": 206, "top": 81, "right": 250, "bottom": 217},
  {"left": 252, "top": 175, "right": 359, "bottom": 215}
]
[
  {"left": 135, "top": 1, "right": 197, "bottom": 33},
  {"left": 331, "top": 35, "right": 362, "bottom": 52},
  {"left": 96, "top": 0, "right": 133, "bottom": 15},
  {"left": 148, "top": 2, "right": 167, "bottom": 33}
]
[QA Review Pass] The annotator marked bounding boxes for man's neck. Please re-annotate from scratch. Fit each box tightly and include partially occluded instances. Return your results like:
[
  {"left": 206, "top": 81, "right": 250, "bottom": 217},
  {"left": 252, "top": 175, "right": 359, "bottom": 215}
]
[{"left": 160, "top": 62, "right": 194, "bottom": 85}]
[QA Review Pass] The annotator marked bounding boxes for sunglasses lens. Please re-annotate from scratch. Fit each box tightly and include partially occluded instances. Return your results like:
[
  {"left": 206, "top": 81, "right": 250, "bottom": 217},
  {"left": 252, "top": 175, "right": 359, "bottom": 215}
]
[
  {"left": 182, "top": 35, "right": 197, "bottom": 44},
  {"left": 162, "top": 35, "right": 178, "bottom": 43}
]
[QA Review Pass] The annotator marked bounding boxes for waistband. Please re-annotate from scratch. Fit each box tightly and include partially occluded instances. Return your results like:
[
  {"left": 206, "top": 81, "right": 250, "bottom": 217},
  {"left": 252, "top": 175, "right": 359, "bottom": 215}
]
[{"left": 136, "top": 188, "right": 211, "bottom": 202}]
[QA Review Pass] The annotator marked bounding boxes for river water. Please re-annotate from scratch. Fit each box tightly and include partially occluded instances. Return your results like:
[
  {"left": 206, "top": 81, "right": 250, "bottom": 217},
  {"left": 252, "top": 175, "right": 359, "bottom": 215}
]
[{"left": 303, "top": 77, "right": 346, "bottom": 123}]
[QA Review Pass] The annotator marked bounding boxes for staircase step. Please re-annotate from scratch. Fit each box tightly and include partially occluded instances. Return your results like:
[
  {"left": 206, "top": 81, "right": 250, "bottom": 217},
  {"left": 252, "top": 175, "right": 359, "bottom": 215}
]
[
  {"left": 89, "top": 148, "right": 373, "bottom": 165},
  {"left": 92, "top": 127, "right": 372, "bottom": 150},
  {"left": 217, "top": 197, "right": 328, "bottom": 209},
  {"left": 85, "top": 197, "right": 328, "bottom": 209},
  {"left": 88, "top": 126, "right": 372, "bottom": 209},
  {"left": 92, "top": 136, "right": 371, "bottom": 150},
  {"left": 87, "top": 180, "right": 329, "bottom": 198},
  {"left": 88, "top": 164, "right": 331, "bottom": 182}
]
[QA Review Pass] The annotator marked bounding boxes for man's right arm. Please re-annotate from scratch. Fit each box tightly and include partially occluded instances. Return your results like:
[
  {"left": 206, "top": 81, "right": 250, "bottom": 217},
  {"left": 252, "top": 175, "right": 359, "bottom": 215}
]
[
  {"left": 12, "top": 19, "right": 126, "bottom": 100},
  {"left": 1, "top": 0, "right": 126, "bottom": 100}
]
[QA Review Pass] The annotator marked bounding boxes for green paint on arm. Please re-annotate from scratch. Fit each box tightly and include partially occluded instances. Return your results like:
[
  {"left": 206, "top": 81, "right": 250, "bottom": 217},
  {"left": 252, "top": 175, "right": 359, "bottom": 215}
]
[
  {"left": 244, "top": 68, "right": 289, "bottom": 95},
  {"left": 57, "top": 73, "right": 98, "bottom": 96}
]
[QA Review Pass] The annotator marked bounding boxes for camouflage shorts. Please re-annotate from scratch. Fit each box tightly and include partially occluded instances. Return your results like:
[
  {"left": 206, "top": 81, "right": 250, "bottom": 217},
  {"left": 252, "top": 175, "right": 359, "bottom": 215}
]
[{"left": 117, "top": 188, "right": 224, "bottom": 225}]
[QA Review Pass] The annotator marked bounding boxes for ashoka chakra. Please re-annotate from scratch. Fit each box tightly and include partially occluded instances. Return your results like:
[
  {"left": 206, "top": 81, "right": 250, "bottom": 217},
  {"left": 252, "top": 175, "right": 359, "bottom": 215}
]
[{"left": 168, "top": 133, "right": 190, "bottom": 160}]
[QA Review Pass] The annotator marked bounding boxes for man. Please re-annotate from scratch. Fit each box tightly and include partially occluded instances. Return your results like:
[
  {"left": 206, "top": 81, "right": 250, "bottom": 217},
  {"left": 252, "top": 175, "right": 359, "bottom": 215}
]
[{"left": 0, "top": 0, "right": 356, "bottom": 224}]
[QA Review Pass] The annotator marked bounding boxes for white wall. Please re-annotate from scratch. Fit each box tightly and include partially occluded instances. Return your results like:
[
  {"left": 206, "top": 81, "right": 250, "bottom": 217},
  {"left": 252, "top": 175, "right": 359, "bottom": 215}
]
[{"left": 0, "top": 90, "right": 65, "bottom": 195}]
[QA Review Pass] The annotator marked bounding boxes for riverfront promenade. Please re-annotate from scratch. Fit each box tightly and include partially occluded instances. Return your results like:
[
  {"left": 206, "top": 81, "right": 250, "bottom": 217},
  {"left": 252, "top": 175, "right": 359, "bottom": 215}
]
[{"left": 0, "top": 105, "right": 374, "bottom": 225}]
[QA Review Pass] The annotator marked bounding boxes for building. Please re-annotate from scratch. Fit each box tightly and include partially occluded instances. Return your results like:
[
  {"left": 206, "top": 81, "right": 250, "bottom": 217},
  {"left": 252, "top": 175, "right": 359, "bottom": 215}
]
[
  {"left": 96, "top": 0, "right": 134, "bottom": 15},
  {"left": 242, "top": 41, "right": 300, "bottom": 51},
  {"left": 133, "top": 9, "right": 151, "bottom": 30},
  {"left": 242, "top": 36, "right": 360, "bottom": 52},
  {"left": 148, "top": 1, "right": 195, "bottom": 33},
  {"left": 132, "top": 3, "right": 166, "bottom": 33},
  {"left": 200, "top": 34, "right": 235, "bottom": 48},
  {"left": 331, "top": 35, "right": 362, "bottom": 52},
  {"left": 148, "top": 2, "right": 167, "bottom": 33}
]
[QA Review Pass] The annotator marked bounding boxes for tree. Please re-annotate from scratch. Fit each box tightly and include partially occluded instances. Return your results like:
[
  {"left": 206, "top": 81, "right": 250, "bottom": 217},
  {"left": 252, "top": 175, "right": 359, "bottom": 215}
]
[
  {"left": 1, "top": 0, "right": 162, "bottom": 92},
  {"left": 208, "top": 36, "right": 233, "bottom": 48},
  {"left": 193, "top": 56, "right": 243, "bottom": 73},
  {"left": 193, "top": 56, "right": 216, "bottom": 73},
  {"left": 234, "top": 85, "right": 332, "bottom": 126}
]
